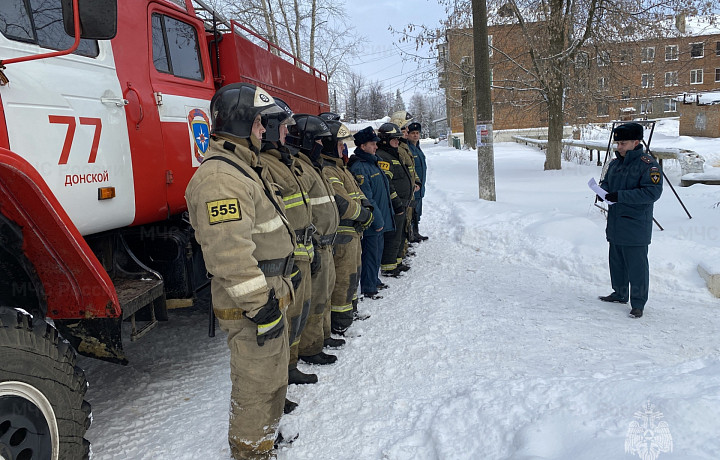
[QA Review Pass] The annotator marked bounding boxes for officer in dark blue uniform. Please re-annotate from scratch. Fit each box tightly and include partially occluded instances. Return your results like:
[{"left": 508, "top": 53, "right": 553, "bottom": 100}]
[
  {"left": 348, "top": 126, "right": 395, "bottom": 299},
  {"left": 599, "top": 122, "right": 663, "bottom": 318}
]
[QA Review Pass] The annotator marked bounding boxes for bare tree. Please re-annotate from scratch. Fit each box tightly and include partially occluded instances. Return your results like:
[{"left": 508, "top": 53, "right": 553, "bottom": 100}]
[
  {"left": 399, "top": 0, "right": 714, "bottom": 170},
  {"left": 345, "top": 71, "right": 366, "bottom": 123}
]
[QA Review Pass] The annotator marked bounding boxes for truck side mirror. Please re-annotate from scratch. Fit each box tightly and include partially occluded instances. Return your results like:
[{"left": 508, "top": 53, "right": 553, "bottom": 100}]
[{"left": 61, "top": 0, "right": 118, "bottom": 40}]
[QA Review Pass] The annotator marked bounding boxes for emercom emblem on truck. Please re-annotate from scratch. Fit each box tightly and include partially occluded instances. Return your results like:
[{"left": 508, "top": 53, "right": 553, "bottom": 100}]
[{"left": 188, "top": 108, "right": 211, "bottom": 164}]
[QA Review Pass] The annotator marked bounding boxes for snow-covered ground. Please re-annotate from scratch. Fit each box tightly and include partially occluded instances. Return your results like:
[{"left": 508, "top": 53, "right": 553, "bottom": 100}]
[{"left": 81, "top": 120, "right": 720, "bottom": 460}]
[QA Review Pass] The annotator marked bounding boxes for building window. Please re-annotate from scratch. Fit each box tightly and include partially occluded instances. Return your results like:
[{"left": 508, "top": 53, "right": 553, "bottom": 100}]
[
  {"left": 597, "top": 102, "right": 609, "bottom": 117},
  {"left": 690, "top": 69, "right": 703, "bottom": 84},
  {"left": 665, "top": 71, "right": 678, "bottom": 86},
  {"left": 621, "top": 87, "right": 630, "bottom": 100},
  {"left": 619, "top": 49, "right": 632, "bottom": 65},
  {"left": 597, "top": 77, "right": 608, "bottom": 91},
  {"left": 716, "top": 41, "right": 720, "bottom": 56},
  {"left": 641, "top": 74, "right": 654, "bottom": 88},
  {"left": 716, "top": 68, "right": 720, "bottom": 82},
  {"left": 597, "top": 51, "right": 610, "bottom": 67},
  {"left": 640, "top": 100, "right": 653, "bottom": 114},
  {"left": 575, "top": 52, "right": 589, "bottom": 69},
  {"left": 665, "top": 45, "right": 678, "bottom": 61},
  {"left": 690, "top": 42, "right": 704, "bottom": 58},
  {"left": 488, "top": 35, "right": 493, "bottom": 57},
  {"left": 641, "top": 47, "right": 655, "bottom": 63},
  {"left": 664, "top": 98, "right": 677, "bottom": 112}
]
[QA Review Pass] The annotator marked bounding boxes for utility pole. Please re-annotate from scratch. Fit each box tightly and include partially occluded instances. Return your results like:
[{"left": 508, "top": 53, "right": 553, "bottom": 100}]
[{"left": 472, "top": 0, "right": 496, "bottom": 201}]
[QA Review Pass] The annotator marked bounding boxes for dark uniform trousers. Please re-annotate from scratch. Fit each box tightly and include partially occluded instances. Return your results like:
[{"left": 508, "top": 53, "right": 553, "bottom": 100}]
[
  {"left": 361, "top": 231, "right": 384, "bottom": 294},
  {"left": 381, "top": 213, "right": 408, "bottom": 271},
  {"left": 609, "top": 244, "right": 649, "bottom": 310}
]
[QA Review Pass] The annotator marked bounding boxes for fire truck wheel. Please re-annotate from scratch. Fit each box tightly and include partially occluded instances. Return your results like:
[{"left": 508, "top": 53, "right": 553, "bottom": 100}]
[{"left": 0, "top": 307, "right": 92, "bottom": 460}]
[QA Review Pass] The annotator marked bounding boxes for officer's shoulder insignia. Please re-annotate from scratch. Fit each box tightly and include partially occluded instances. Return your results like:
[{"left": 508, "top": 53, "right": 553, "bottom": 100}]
[
  {"left": 377, "top": 161, "right": 390, "bottom": 171},
  {"left": 641, "top": 155, "right": 652, "bottom": 164},
  {"left": 206, "top": 198, "right": 241, "bottom": 225},
  {"left": 355, "top": 174, "right": 364, "bottom": 185}
]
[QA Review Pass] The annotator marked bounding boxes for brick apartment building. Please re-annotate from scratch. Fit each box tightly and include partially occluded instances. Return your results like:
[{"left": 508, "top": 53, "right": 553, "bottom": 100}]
[{"left": 438, "top": 15, "right": 720, "bottom": 133}]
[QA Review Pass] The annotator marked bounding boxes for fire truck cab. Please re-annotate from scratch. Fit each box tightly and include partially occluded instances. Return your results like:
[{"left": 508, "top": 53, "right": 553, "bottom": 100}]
[{"left": 0, "top": 0, "right": 329, "bottom": 458}]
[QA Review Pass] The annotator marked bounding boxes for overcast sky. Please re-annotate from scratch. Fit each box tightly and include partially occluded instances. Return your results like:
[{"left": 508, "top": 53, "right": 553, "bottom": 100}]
[{"left": 339, "top": 0, "right": 448, "bottom": 101}]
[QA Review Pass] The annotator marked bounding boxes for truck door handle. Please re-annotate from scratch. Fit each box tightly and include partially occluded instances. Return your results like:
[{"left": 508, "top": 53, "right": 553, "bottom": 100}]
[{"left": 101, "top": 97, "right": 129, "bottom": 107}]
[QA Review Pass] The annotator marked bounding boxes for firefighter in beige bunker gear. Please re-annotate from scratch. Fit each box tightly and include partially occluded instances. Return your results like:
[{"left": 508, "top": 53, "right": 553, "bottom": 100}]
[
  {"left": 258, "top": 98, "right": 316, "bottom": 387},
  {"left": 320, "top": 120, "right": 373, "bottom": 333},
  {"left": 185, "top": 83, "right": 295, "bottom": 460},
  {"left": 287, "top": 115, "right": 341, "bottom": 366}
]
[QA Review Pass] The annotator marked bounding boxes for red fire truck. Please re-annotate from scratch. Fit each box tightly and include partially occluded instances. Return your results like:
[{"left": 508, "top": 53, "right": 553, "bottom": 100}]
[{"left": 0, "top": 0, "right": 329, "bottom": 457}]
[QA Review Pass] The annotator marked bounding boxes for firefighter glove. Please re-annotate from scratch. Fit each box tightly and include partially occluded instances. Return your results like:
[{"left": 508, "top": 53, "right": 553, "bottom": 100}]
[
  {"left": 290, "top": 264, "right": 302, "bottom": 290},
  {"left": 310, "top": 250, "right": 321, "bottom": 275},
  {"left": 245, "top": 289, "right": 284, "bottom": 346},
  {"left": 354, "top": 207, "right": 374, "bottom": 232}
]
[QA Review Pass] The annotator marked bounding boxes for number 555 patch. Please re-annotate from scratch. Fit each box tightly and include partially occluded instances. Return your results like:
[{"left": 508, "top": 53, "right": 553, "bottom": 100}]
[{"left": 206, "top": 198, "right": 241, "bottom": 224}]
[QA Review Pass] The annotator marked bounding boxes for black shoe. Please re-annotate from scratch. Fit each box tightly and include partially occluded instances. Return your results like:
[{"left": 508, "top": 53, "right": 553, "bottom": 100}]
[
  {"left": 274, "top": 431, "right": 298, "bottom": 449},
  {"left": 362, "top": 292, "right": 383, "bottom": 300},
  {"left": 284, "top": 398, "right": 298, "bottom": 414},
  {"left": 408, "top": 236, "right": 422, "bottom": 243},
  {"left": 324, "top": 337, "right": 345, "bottom": 348},
  {"left": 598, "top": 293, "right": 628, "bottom": 304},
  {"left": 629, "top": 308, "right": 644, "bottom": 318},
  {"left": 417, "top": 233, "right": 429, "bottom": 241},
  {"left": 397, "top": 263, "right": 411, "bottom": 272},
  {"left": 377, "top": 283, "right": 389, "bottom": 290},
  {"left": 299, "top": 351, "right": 337, "bottom": 365},
  {"left": 288, "top": 367, "right": 318, "bottom": 385}
]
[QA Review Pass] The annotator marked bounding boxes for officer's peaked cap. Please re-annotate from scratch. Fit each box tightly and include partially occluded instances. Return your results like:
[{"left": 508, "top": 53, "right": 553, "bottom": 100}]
[
  {"left": 613, "top": 123, "right": 644, "bottom": 141},
  {"left": 407, "top": 122, "right": 421, "bottom": 133}
]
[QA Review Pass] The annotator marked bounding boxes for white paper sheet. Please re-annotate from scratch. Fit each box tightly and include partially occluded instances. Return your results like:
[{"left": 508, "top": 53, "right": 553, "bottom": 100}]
[{"left": 588, "top": 178, "right": 614, "bottom": 204}]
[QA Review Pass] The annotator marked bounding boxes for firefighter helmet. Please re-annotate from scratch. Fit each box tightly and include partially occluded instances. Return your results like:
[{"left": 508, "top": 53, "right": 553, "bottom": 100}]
[
  {"left": 319, "top": 112, "right": 341, "bottom": 121},
  {"left": 210, "top": 83, "right": 283, "bottom": 139},
  {"left": 322, "top": 120, "right": 353, "bottom": 153},
  {"left": 377, "top": 122, "right": 403, "bottom": 142},
  {"left": 286, "top": 114, "right": 332, "bottom": 152},
  {"left": 262, "top": 96, "right": 296, "bottom": 143},
  {"left": 390, "top": 110, "right": 413, "bottom": 128}
]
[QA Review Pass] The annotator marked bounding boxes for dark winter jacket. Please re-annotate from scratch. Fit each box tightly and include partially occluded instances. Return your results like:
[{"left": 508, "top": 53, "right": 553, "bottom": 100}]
[
  {"left": 408, "top": 140, "right": 427, "bottom": 200},
  {"left": 348, "top": 149, "right": 395, "bottom": 235},
  {"left": 600, "top": 145, "right": 663, "bottom": 246},
  {"left": 376, "top": 142, "right": 415, "bottom": 213}
]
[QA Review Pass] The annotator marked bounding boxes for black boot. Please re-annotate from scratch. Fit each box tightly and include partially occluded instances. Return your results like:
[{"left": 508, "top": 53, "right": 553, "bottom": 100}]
[
  {"left": 288, "top": 367, "right": 318, "bottom": 385},
  {"left": 284, "top": 398, "right": 298, "bottom": 414},
  {"left": 381, "top": 268, "right": 403, "bottom": 278},
  {"left": 396, "top": 262, "right": 411, "bottom": 272},
  {"left": 299, "top": 351, "right": 337, "bottom": 365},
  {"left": 324, "top": 337, "right": 345, "bottom": 348},
  {"left": 629, "top": 308, "right": 644, "bottom": 318},
  {"left": 599, "top": 293, "right": 628, "bottom": 304}
]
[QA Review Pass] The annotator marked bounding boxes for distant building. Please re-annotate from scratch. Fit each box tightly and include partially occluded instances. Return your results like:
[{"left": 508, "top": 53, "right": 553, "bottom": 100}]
[
  {"left": 678, "top": 91, "right": 720, "bottom": 137},
  {"left": 439, "top": 15, "right": 720, "bottom": 133}
]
